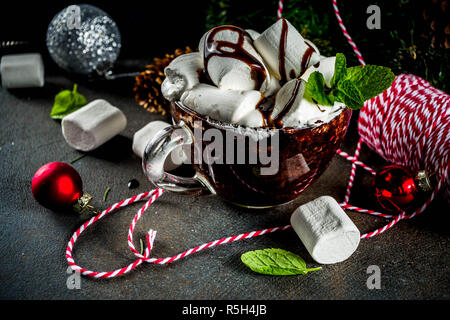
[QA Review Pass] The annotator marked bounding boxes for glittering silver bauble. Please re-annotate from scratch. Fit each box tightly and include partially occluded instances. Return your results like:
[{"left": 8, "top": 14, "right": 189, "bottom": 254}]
[{"left": 46, "top": 4, "right": 121, "bottom": 75}]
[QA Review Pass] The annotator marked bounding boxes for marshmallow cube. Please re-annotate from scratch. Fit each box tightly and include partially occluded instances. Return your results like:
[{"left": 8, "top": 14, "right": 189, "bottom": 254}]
[
  {"left": 300, "top": 56, "right": 336, "bottom": 87},
  {"left": 132, "top": 121, "right": 187, "bottom": 171},
  {"left": 198, "top": 28, "right": 270, "bottom": 91},
  {"left": 254, "top": 19, "right": 320, "bottom": 81},
  {"left": 290, "top": 196, "right": 360, "bottom": 264},
  {"left": 181, "top": 84, "right": 263, "bottom": 124},
  {"left": 62, "top": 99, "right": 127, "bottom": 152},
  {"left": 236, "top": 109, "right": 264, "bottom": 127},
  {"left": 161, "top": 52, "right": 203, "bottom": 102},
  {"left": 1, "top": 53, "right": 45, "bottom": 88}
]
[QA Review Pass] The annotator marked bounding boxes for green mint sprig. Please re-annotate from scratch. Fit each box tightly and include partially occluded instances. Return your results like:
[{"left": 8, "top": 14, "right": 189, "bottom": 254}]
[
  {"left": 305, "top": 53, "right": 395, "bottom": 110},
  {"left": 50, "top": 84, "right": 87, "bottom": 119},
  {"left": 241, "top": 248, "right": 322, "bottom": 276}
]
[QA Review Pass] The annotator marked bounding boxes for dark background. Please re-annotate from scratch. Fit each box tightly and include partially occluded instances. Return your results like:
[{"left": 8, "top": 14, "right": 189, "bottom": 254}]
[
  {"left": 0, "top": 0, "right": 449, "bottom": 301},
  {"left": 1, "top": 0, "right": 448, "bottom": 91},
  {"left": 0, "top": 0, "right": 207, "bottom": 55}
]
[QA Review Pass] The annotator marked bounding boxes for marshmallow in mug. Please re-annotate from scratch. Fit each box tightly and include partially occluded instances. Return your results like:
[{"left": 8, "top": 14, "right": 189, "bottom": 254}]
[
  {"left": 254, "top": 18, "right": 320, "bottom": 82},
  {"left": 0, "top": 53, "right": 45, "bottom": 88},
  {"left": 161, "top": 52, "right": 204, "bottom": 102},
  {"left": 290, "top": 196, "right": 360, "bottom": 264},
  {"left": 271, "top": 56, "right": 345, "bottom": 129},
  {"left": 198, "top": 26, "right": 276, "bottom": 94},
  {"left": 180, "top": 83, "right": 264, "bottom": 127},
  {"left": 62, "top": 99, "right": 127, "bottom": 152},
  {"left": 132, "top": 121, "right": 187, "bottom": 171}
]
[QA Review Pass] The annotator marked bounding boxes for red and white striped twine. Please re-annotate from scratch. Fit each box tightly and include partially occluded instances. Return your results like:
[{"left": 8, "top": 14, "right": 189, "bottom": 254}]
[
  {"left": 66, "top": 188, "right": 292, "bottom": 279},
  {"left": 277, "top": 0, "right": 284, "bottom": 20},
  {"left": 328, "top": 0, "right": 449, "bottom": 238},
  {"left": 66, "top": 0, "right": 449, "bottom": 279}
]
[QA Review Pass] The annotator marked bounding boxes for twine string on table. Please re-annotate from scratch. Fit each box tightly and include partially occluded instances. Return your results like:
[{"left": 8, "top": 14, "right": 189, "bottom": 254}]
[
  {"left": 66, "top": 0, "right": 449, "bottom": 279},
  {"left": 66, "top": 188, "right": 292, "bottom": 279}
]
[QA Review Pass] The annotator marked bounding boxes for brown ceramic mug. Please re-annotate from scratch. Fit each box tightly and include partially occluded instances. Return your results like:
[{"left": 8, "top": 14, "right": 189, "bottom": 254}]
[{"left": 143, "top": 101, "right": 351, "bottom": 208}]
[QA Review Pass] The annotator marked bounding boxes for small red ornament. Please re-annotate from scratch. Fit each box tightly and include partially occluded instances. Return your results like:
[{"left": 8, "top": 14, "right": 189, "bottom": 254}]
[
  {"left": 31, "top": 162, "right": 91, "bottom": 212},
  {"left": 373, "top": 165, "right": 433, "bottom": 213}
]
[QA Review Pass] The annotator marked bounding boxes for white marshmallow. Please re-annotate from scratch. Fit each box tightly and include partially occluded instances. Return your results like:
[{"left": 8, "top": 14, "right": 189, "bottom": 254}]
[
  {"left": 254, "top": 19, "right": 320, "bottom": 81},
  {"left": 0, "top": 53, "right": 44, "bottom": 88},
  {"left": 62, "top": 99, "right": 127, "bottom": 152},
  {"left": 272, "top": 56, "right": 345, "bottom": 129},
  {"left": 300, "top": 56, "right": 336, "bottom": 88},
  {"left": 235, "top": 109, "right": 264, "bottom": 127},
  {"left": 281, "top": 97, "right": 345, "bottom": 129},
  {"left": 180, "top": 84, "right": 263, "bottom": 124},
  {"left": 132, "top": 121, "right": 186, "bottom": 171},
  {"left": 271, "top": 79, "right": 306, "bottom": 121},
  {"left": 245, "top": 29, "right": 261, "bottom": 40},
  {"left": 290, "top": 196, "right": 360, "bottom": 264},
  {"left": 261, "top": 73, "right": 281, "bottom": 97},
  {"left": 305, "top": 39, "right": 320, "bottom": 56},
  {"left": 161, "top": 52, "right": 203, "bottom": 102},
  {"left": 198, "top": 27, "right": 271, "bottom": 91}
]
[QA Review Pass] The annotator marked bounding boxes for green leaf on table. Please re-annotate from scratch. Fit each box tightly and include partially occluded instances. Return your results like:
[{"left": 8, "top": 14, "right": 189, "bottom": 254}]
[
  {"left": 305, "top": 71, "right": 335, "bottom": 106},
  {"left": 50, "top": 84, "right": 87, "bottom": 119},
  {"left": 241, "top": 248, "right": 322, "bottom": 276},
  {"left": 103, "top": 186, "right": 111, "bottom": 202}
]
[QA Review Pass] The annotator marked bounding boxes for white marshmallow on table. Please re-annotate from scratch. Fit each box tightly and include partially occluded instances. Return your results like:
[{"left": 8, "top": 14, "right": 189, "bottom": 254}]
[
  {"left": 0, "top": 53, "right": 44, "bottom": 88},
  {"left": 290, "top": 196, "right": 360, "bottom": 264},
  {"left": 161, "top": 52, "right": 203, "bottom": 102},
  {"left": 61, "top": 99, "right": 127, "bottom": 152},
  {"left": 181, "top": 83, "right": 263, "bottom": 125},
  {"left": 198, "top": 27, "right": 272, "bottom": 92},
  {"left": 254, "top": 19, "right": 320, "bottom": 82},
  {"left": 132, "top": 120, "right": 187, "bottom": 171}
]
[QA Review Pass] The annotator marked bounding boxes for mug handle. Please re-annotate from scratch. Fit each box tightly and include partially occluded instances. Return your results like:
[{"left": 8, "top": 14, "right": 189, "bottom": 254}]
[{"left": 142, "top": 120, "right": 214, "bottom": 196}]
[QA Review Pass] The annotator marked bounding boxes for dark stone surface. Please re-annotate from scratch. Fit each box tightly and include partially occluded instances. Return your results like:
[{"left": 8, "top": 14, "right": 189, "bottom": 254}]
[{"left": 0, "top": 73, "right": 449, "bottom": 300}]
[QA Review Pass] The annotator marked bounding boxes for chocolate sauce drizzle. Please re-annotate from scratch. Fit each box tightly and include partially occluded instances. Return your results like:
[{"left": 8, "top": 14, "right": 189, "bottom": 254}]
[
  {"left": 201, "top": 23, "right": 318, "bottom": 129},
  {"left": 300, "top": 41, "right": 315, "bottom": 75},
  {"left": 272, "top": 79, "right": 302, "bottom": 126},
  {"left": 278, "top": 19, "right": 317, "bottom": 85},
  {"left": 255, "top": 78, "right": 303, "bottom": 128},
  {"left": 203, "top": 26, "right": 267, "bottom": 89},
  {"left": 255, "top": 96, "right": 275, "bottom": 127},
  {"left": 278, "top": 18, "right": 289, "bottom": 86}
]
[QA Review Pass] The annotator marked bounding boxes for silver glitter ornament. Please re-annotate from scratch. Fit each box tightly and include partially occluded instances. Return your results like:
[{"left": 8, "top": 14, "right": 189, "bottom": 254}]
[{"left": 46, "top": 4, "right": 121, "bottom": 75}]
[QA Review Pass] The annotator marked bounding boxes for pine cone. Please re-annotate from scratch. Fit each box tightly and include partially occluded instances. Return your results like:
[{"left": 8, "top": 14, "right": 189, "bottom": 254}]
[{"left": 134, "top": 46, "right": 193, "bottom": 115}]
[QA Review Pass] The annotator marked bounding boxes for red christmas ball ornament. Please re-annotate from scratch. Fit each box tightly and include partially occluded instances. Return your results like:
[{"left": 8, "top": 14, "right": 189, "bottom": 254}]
[
  {"left": 373, "top": 165, "right": 434, "bottom": 213},
  {"left": 31, "top": 162, "right": 89, "bottom": 211}
]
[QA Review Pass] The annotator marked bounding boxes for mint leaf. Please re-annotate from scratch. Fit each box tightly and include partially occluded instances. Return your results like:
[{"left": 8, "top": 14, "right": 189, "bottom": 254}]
[
  {"left": 50, "top": 84, "right": 87, "bottom": 119},
  {"left": 241, "top": 248, "right": 322, "bottom": 276},
  {"left": 305, "top": 53, "right": 395, "bottom": 111},
  {"left": 335, "top": 79, "right": 365, "bottom": 110},
  {"left": 345, "top": 65, "right": 395, "bottom": 101},
  {"left": 305, "top": 71, "right": 335, "bottom": 106},
  {"left": 331, "top": 53, "right": 347, "bottom": 87}
]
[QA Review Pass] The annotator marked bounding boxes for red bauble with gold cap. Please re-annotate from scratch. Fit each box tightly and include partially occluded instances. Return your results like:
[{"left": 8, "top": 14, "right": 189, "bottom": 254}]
[
  {"left": 373, "top": 165, "right": 434, "bottom": 213},
  {"left": 31, "top": 162, "right": 84, "bottom": 210}
]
